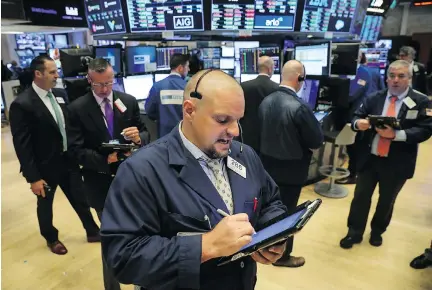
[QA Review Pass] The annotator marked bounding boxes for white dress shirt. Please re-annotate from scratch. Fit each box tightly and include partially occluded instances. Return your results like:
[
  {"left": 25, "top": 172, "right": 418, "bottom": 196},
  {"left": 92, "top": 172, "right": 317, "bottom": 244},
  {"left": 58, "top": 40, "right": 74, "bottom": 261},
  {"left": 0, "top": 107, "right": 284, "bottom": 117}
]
[
  {"left": 178, "top": 122, "right": 231, "bottom": 192},
  {"left": 93, "top": 91, "right": 114, "bottom": 127},
  {"left": 32, "top": 82, "right": 65, "bottom": 129}
]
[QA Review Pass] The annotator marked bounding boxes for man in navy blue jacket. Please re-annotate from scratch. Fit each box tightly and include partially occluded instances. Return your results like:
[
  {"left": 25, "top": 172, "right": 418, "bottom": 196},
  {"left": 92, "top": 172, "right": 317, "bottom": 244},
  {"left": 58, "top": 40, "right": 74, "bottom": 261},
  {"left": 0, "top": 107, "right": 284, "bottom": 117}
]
[
  {"left": 101, "top": 70, "right": 287, "bottom": 290},
  {"left": 145, "top": 53, "right": 190, "bottom": 138},
  {"left": 340, "top": 60, "right": 432, "bottom": 249}
]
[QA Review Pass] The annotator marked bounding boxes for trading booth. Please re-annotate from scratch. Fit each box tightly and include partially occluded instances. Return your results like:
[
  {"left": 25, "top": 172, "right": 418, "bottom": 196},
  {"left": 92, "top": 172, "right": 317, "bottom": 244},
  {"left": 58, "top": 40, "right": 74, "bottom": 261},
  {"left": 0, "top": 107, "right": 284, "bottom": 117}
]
[{"left": 8, "top": 0, "right": 404, "bottom": 185}]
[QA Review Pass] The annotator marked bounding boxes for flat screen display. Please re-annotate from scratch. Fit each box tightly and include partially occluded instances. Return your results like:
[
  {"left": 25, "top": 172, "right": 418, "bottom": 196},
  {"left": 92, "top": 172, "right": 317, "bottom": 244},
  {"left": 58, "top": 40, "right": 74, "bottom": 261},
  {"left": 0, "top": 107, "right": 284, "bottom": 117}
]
[
  {"left": 156, "top": 47, "right": 189, "bottom": 70},
  {"left": 85, "top": 0, "right": 126, "bottom": 35},
  {"left": 359, "top": 15, "right": 383, "bottom": 42},
  {"left": 23, "top": 0, "right": 87, "bottom": 27},
  {"left": 113, "top": 77, "right": 125, "bottom": 93},
  {"left": 155, "top": 74, "right": 170, "bottom": 82},
  {"left": 366, "top": 0, "right": 391, "bottom": 15},
  {"left": 298, "top": 79, "right": 320, "bottom": 110},
  {"left": 300, "top": 0, "right": 358, "bottom": 32},
  {"left": 127, "top": 0, "right": 204, "bottom": 32},
  {"left": 331, "top": 43, "right": 360, "bottom": 76},
  {"left": 240, "top": 74, "right": 258, "bottom": 83},
  {"left": 222, "top": 46, "right": 235, "bottom": 57},
  {"left": 220, "top": 58, "right": 235, "bottom": 70},
  {"left": 125, "top": 46, "right": 157, "bottom": 75},
  {"left": 240, "top": 48, "right": 259, "bottom": 74},
  {"left": 234, "top": 41, "right": 260, "bottom": 59},
  {"left": 295, "top": 43, "right": 331, "bottom": 76},
  {"left": 360, "top": 48, "right": 388, "bottom": 70},
  {"left": 95, "top": 47, "right": 122, "bottom": 75},
  {"left": 212, "top": 0, "right": 297, "bottom": 31},
  {"left": 15, "top": 34, "right": 46, "bottom": 50},
  {"left": 123, "top": 75, "right": 154, "bottom": 100}
]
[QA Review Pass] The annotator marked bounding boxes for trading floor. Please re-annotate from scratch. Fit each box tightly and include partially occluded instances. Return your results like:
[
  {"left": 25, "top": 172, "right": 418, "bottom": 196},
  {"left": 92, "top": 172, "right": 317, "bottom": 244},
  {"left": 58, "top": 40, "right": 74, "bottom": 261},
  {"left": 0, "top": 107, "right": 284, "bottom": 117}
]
[{"left": 1, "top": 125, "right": 431, "bottom": 290}]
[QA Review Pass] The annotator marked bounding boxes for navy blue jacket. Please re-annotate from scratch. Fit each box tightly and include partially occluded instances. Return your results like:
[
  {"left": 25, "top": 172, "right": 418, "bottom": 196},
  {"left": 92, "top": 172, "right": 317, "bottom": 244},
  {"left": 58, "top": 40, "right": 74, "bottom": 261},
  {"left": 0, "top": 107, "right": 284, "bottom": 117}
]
[
  {"left": 145, "top": 74, "right": 187, "bottom": 138},
  {"left": 100, "top": 125, "right": 286, "bottom": 290},
  {"left": 352, "top": 88, "right": 432, "bottom": 179},
  {"left": 348, "top": 65, "right": 373, "bottom": 119},
  {"left": 368, "top": 67, "right": 385, "bottom": 92}
]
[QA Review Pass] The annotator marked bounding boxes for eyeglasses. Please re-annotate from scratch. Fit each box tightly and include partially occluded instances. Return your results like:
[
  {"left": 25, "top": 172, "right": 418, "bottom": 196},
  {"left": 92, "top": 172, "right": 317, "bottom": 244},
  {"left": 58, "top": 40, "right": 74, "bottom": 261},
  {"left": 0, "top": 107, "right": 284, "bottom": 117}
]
[{"left": 89, "top": 78, "right": 117, "bottom": 88}]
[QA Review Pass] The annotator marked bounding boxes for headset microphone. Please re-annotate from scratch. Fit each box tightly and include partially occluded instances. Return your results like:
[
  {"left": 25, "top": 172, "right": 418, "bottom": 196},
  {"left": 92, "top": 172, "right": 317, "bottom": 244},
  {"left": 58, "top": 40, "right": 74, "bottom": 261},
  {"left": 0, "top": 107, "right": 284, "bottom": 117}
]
[{"left": 238, "top": 122, "right": 244, "bottom": 153}]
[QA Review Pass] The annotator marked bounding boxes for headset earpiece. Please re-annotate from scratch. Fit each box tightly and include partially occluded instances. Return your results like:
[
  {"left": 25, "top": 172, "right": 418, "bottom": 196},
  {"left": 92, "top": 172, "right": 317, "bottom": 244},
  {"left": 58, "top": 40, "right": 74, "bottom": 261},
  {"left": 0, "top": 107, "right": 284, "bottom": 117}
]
[
  {"left": 298, "top": 64, "right": 306, "bottom": 82},
  {"left": 189, "top": 69, "right": 215, "bottom": 100}
]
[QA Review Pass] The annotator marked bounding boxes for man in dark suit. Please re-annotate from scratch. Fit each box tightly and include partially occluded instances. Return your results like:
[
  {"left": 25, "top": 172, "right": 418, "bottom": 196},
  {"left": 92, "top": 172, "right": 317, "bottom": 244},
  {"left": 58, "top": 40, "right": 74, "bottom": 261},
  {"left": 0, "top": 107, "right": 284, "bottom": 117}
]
[
  {"left": 340, "top": 60, "right": 432, "bottom": 249},
  {"left": 67, "top": 58, "right": 149, "bottom": 290},
  {"left": 9, "top": 55, "right": 100, "bottom": 255},
  {"left": 259, "top": 60, "right": 324, "bottom": 267},
  {"left": 240, "top": 56, "right": 279, "bottom": 153},
  {"left": 398, "top": 46, "right": 428, "bottom": 95}
]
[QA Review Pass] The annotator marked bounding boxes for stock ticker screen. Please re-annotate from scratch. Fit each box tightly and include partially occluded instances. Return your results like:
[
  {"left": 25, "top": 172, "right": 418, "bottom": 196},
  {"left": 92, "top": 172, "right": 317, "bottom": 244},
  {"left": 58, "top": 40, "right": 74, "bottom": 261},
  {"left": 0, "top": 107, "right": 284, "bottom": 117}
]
[
  {"left": 156, "top": 46, "right": 189, "bottom": 70},
  {"left": 240, "top": 48, "right": 259, "bottom": 74},
  {"left": 359, "top": 15, "right": 383, "bottom": 42},
  {"left": 212, "top": 0, "right": 297, "bottom": 31},
  {"left": 127, "top": 0, "right": 204, "bottom": 32},
  {"left": 300, "top": 0, "right": 358, "bottom": 32},
  {"left": 85, "top": 0, "right": 127, "bottom": 35}
]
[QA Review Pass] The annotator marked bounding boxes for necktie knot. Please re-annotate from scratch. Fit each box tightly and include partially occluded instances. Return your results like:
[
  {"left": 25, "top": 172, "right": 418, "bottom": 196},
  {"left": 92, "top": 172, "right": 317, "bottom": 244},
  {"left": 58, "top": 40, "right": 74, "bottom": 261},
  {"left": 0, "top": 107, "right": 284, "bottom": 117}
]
[{"left": 390, "top": 96, "right": 398, "bottom": 104}]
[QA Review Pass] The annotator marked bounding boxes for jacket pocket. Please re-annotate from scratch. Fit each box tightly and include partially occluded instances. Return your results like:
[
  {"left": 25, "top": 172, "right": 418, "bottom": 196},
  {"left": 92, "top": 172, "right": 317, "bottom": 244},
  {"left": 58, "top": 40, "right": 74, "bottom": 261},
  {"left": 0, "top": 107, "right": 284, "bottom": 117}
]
[{"left": 161, "top": 212, "right": 210, "bottom": 237}]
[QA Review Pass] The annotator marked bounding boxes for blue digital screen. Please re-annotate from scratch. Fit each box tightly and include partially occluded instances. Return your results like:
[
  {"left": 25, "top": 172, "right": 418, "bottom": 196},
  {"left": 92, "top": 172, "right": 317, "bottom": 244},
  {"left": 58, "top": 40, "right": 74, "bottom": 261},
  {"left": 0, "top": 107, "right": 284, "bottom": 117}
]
[
  {"left": 95, "top": 47, "right": 122, "bottom": 74},
  {"left": 298, "top": 79, "right": 320, "bottom": 110},
  {"left": 241, "top": 208, "right": 307, "bottom": 250},
  {"left": 125, "top": 46, "right": 157, "bottom": 75}
]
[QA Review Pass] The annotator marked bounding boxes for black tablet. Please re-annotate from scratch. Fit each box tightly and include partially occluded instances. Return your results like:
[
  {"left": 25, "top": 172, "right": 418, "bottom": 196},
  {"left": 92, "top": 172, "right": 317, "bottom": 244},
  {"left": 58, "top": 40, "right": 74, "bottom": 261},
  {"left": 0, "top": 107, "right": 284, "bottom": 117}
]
[
  {"left": 368, "top": 115, "right": 400, "bottom": 130},
  {"left": 100, "top": 143, "right": 138, "bottom": 152},
  {"left": 217, "top": 199, "right": 322, "bottom": 266}
]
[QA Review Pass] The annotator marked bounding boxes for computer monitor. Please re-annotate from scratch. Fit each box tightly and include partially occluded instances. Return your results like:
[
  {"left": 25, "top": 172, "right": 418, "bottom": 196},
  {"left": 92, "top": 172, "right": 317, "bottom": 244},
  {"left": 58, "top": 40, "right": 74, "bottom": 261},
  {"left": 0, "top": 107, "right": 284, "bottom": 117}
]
[
  {"left": 295, "top": 42, "right": 331, "bottom": 76},
  {"left": 220, "top": 58, "right": 235, "bottom": 70},
  {"left": 203, "top": 59, "right": 221, "bottom": 69},
  {"left": 375, "top": 39, "right": 392, "bottom": 49},
  {"left": 125, "top": 46, "right": 157, "bottom": 75},
  {"left": 297, "top": 79, "right": 320, "bottom": 110},
  {"left": 62, "top": 77, "right": 91, "bottom": 103},
  {"left": 240, "top": 74, "right": 258, "bottom": 83},
  {"left": 59, "top": 48, "right": 93, "bottom": 78},
  {"left": 113, "top": 77, "right": 125, "bottom": 93},
  {"left": 200, "top": 47, "right": 221, "bottom": 59},
  {"left": 156, "top": 46, "right": 189, "bottom": 70},
  {"left": 331, "top": 43, "right": 360, "bottom": 76},
  {"left": 234, "top": 41, "right": 259, "bottom": 59},
  {"left": 94, "top": 46, "right": 123, "bottom": 76},
  {"left": 360, "top": 48, "right": 388, "bottom": 70},
  {"left": 239, "top": 48, "right": 258, "bottom": 74},
  {"left": 155, "top": 74, "right": 170, "bottom": 82},
  {"left": 222, "top": 46, "right": 235, "bottom": 57},
  {"left": 316, "top": 77, "right": 350, "bottom": 111},
  {"left": 123, "top": 75, "right": 154, "bottom": 100},
  {"left": 271, "top": 74, "right": 280, "bottom": 84},
  {"left": 258, "top": 47, "right": 281, "bottom": 73}
]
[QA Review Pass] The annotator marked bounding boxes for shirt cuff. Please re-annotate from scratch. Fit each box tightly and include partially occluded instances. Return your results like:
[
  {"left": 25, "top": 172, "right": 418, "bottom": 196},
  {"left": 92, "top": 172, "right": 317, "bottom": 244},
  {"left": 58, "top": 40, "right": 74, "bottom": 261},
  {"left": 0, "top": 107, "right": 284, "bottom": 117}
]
[{"left": 393, "top": 130, "right": 407, "bottom": 142}]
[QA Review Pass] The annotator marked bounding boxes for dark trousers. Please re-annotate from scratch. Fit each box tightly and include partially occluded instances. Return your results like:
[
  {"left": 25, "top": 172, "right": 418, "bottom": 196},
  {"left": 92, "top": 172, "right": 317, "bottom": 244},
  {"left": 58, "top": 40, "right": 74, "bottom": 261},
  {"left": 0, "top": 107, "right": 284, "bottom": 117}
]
[
  {"left": 278, "top": 184, "right": 303, "bottom": 260},
  {"left": 347, "top": 156, "right": 406, "bottom": 236},
  {"left": 97, "top": 206, "right": 121, "bottom": 290},
  {"left": 346, "top": 144, "right": 357, "bottom": 177},
  {"left": 38, "top": 168, "right": 99, "bottom": 243}
]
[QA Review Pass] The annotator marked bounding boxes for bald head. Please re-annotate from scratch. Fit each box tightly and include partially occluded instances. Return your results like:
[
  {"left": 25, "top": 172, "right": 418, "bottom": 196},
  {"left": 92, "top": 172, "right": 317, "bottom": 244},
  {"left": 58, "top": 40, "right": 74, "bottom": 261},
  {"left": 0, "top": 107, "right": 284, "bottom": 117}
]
[
  {"left": 182, "top": 70, "right": 245, "bottom": 159},
  {"left": 281, "top": 60, "right": 305, "bottom": 92},
  {"left": 258, "top": 56, "right": 274, "bottom": 76}
]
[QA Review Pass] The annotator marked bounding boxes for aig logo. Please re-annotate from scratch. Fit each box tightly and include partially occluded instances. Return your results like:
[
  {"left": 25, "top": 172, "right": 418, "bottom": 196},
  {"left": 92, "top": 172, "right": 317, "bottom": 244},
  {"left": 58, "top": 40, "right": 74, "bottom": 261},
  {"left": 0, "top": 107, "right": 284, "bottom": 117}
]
[
  {"left": 266, "top": 17, "right": 283, "bottom": 27},
  {"left": 173, "top": 15, "right": 194, "bottom": 29}
]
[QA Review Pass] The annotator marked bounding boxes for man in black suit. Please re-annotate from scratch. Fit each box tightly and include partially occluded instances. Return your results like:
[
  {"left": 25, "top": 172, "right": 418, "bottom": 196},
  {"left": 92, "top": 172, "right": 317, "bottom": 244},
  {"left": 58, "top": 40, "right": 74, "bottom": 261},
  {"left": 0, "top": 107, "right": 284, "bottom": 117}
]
[
  {"left": 340, "top": 60, "right": 432, "bottom": 249},
  {"left": 240, "top": 56, "right": 279, "bottom": 153},
  {"left": 398, "top": 46, "right": 428, "bottom": 95},
  {"left": 9, "top": 55, "right": 100, "bottom": 255},
  {"left": 259, "top": 60, "right": 324, "bottom": 267},
  {"left": 67, "top": 58, "right": 149, "bottom": 290}
]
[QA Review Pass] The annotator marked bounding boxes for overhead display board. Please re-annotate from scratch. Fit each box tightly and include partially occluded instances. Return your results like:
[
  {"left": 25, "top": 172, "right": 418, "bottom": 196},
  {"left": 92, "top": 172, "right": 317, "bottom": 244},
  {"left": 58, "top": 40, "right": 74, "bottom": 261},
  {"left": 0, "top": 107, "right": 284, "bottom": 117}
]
[
  {"left": 23, "top": 0, "right": 87, "bottom": 27},
  {"left": 211, "top": 0, "right": 297, "bottom": 31},
  {"left": 85, "top": 0, "right": 127, "bottom": 35},
  {"left": 366, "top": 0, "right": 391, "bottom": 15},
  {"left": 300, "top": 0, "right": 358, "bottom": 32},
  {"left": 127, "top": 0, "right": 204, "bottom": 32},
  {"left": 359, "top": 15, "right": 382, "bottom": 42}
]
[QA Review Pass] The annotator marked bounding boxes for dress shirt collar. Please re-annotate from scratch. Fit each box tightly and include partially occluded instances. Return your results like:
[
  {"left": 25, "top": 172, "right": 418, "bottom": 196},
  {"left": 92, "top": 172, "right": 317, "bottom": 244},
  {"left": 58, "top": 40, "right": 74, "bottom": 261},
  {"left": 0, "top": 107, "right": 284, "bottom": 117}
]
[
  {"left": 32, "top": 82, "right": 52, "bottom": 99},
  {"left": 387, "top": 87, "right": 409, "bottom": 101},
  {"left": 170, "top": 72, "right": 182, "bottom": 78},
  {"left": 92, "top": 90, "right": 113, "bottom": 106},
  {"left": 179, "top": 122, "right": 222, "bottom": 163}
]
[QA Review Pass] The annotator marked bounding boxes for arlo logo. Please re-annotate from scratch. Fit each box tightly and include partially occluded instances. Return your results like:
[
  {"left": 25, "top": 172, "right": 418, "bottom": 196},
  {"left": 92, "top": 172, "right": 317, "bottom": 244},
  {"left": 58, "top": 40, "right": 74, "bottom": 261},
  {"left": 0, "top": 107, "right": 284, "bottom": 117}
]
[
  {"left": 173, "top": 15, "right": 194, "bottom": 29},
  {"left": 265, "top": 17, "right": 283, "bottom": 27}
]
